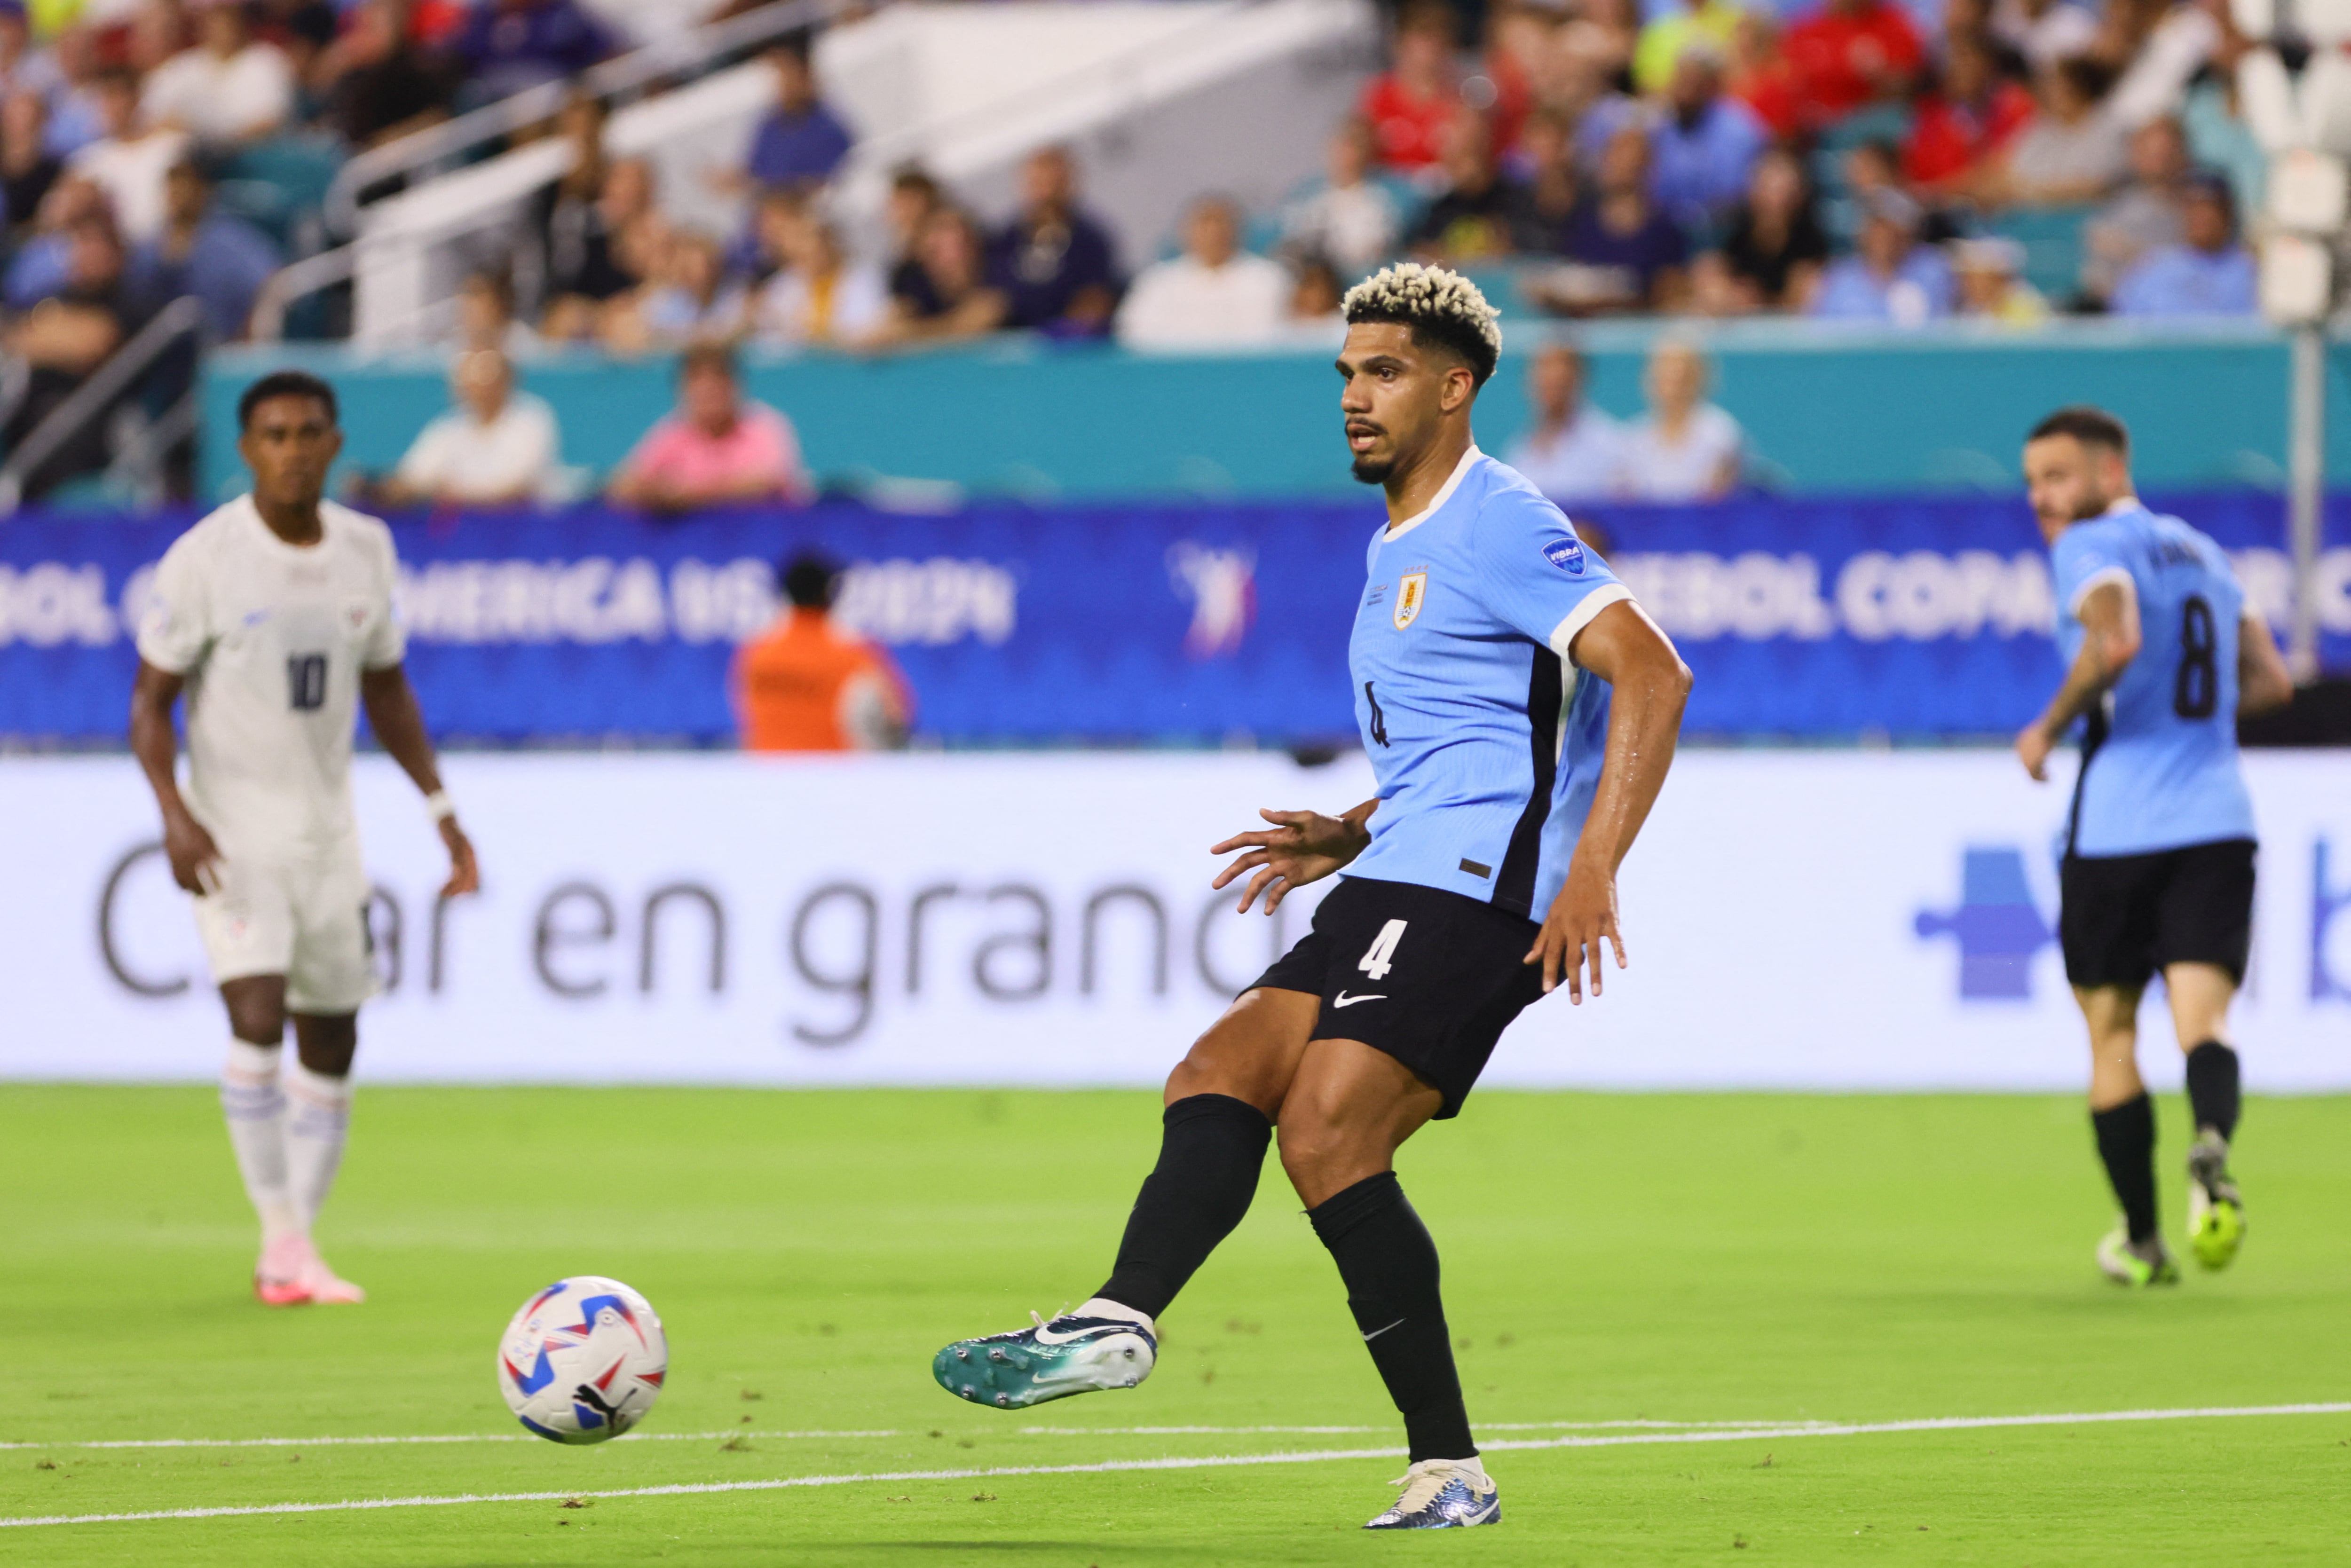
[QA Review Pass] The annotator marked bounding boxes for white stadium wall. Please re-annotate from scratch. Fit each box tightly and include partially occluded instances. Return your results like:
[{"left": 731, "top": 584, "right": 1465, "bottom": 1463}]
[{"left": 4, "top": 751, "right": 2348, "bottom": 1091}]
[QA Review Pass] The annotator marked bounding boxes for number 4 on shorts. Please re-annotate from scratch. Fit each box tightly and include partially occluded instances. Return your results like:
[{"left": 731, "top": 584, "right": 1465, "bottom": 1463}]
[{"left": 1358, "top": 919, "right": 1408, "bottom": 981}]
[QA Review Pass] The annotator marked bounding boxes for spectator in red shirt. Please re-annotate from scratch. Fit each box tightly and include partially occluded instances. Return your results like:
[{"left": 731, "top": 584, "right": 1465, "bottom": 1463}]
[
  {"left": 1359, "top": 4, "right": 1460, "bottom": 173},
  {"left": 1726, "top": 12, "right": 1803, "bottom": 140},
  {"left": 1783, "top": 0, "right": 1923, "bottom": 130},
  {"left": 1903, "top": 31, "right": 2035, "bottom": 192}
]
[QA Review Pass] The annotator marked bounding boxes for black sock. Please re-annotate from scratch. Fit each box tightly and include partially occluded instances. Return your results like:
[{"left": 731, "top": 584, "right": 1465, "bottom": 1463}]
[
  {"left": 1307, "top": 1172, "right": 1476, "bottom": 1463},
  {"left": 1093, "top": 1094, "right": 1271, "bottom": 1322},
  {"left": 2184, "top": 1041, "right": 2241, "bottom": 1143},
  {"left": 2092, "top": 1094, "right": 2159, "bottom": 1245}
]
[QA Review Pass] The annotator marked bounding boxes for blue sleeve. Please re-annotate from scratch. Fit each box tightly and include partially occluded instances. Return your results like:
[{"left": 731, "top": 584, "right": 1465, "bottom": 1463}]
[
  {"left": 2051, "top": 524, "right": 2131, "bottom": 621},
  {"left": 745, "top": 117, "right": 783, "bottom": 186},
  {"left": 1473, "top": 488, "right": 1633, "bottom": 661},
  {"left": 2110, "top": 252, "right": 2169, "bottom": 317}
]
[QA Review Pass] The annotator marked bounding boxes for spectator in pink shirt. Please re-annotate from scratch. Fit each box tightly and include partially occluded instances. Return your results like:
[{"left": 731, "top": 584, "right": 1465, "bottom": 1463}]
[{"left": 607, "top": 343, "right": 813, "bottom": 512}]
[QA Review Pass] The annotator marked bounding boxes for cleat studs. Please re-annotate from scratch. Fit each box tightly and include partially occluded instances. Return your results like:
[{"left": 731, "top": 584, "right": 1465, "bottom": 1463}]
[
  {"left": 955, "top": 1347, "right": 970, "bottom": 1360},
  {"left": 994, "top": 1393, "right": 1011, "bottom": 1407}
]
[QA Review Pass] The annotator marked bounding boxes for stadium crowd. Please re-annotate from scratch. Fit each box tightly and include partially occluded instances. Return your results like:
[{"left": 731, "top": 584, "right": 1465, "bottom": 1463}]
[{"left": 0, "top": 0, "right": 2290, "bottom": 502}]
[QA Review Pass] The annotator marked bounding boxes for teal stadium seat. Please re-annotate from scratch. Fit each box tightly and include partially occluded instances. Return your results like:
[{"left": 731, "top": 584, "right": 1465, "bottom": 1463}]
[
  {"left": 1984, "top": 204, "right": 2095, "bottom": 302},
  {"left": 212, "top": 134, "right": 345, "bottom": 255},
  {"left": 1817, "top": 102, "right": 1915, "bottom": 155}
]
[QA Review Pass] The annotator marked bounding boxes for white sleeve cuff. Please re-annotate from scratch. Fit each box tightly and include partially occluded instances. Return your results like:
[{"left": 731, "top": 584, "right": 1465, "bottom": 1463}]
[
  {"left": 2066, "top": 565, "right": 2134, "bottom": 616},
  {"left": 1547, "top": 583, "right": 1634, "bottom": 665}
]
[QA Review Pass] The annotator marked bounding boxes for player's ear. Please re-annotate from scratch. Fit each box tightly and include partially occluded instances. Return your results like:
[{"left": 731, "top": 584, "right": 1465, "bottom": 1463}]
[{"left": 1442, "top": 363, "right": 1475, "bottom": 414}]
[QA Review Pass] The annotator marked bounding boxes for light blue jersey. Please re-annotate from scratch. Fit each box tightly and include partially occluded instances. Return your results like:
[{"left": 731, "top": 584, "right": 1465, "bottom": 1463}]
[
  {"left": 2052, "top": 498, "right": 2256, "bottom": 858},
  {"left": 1346, "top": 447, "right": 1633, "bottom": 916}
]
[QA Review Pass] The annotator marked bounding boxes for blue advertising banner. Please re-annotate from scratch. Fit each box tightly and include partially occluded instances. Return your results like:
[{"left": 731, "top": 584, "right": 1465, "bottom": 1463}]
[{"left": 2, "top": 494, "right": 2343, "bottom": 743}]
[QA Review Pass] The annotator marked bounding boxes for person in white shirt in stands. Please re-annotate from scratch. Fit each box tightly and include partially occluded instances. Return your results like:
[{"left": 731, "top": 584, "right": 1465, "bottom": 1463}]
[
  {"left": 65, "top": 67, "right": 188, "bottom": 244},
  {"left": 1116, "top": 195, "right": 1292, "bottom": 349},
  {"left": 1502, "top": 342, "right": 1624, "bottom": 504},
  {"left": 382, "top": 349, "right": 559, "bottom": 508},
  {"left": 749, "top": 198, "right": 888, "bottom": 348},
  {"left": 1617, "top": 336, "right": 1743, "bottom": 502},
  {"left": 139, "top": 0, "right": 295, "bottom": 150},
  {"left": 1278, "top": 118, "right": 1403, "bottom": 281}
]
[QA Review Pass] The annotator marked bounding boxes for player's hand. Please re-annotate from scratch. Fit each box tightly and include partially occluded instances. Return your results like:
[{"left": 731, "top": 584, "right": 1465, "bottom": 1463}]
[
  {"left": 2015, "top": 721, "right": 2055, "bottom": 782},
  {"left": 1209, "top": 808, "right": 1366, "bottom": 914},
  {"left": 1525, "top": 860, "right": 1624, "bottom": 1003},
  {"left": 161, "top": 806, "right": 224, "bottom": 896},
  {"left": 438, "top": 818, "right": 481, "bottom": 899}
]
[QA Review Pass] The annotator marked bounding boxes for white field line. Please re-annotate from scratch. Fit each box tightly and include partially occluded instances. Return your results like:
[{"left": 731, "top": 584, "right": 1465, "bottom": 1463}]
[
  {"left": 5, "top": 1402, "right": 2347, "bottom": 1531},
  {"left": 0, "top": 1418, "right": 1774, "bottom": 1452},
  {"left": 0, "top": 1430, "right": 900, "bottom": 1451}
]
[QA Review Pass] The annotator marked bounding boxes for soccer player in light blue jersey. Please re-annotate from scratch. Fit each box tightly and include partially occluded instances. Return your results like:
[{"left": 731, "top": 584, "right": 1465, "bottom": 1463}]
[
  {"left": 932, "top": 265, "right": 1693, "bottom": 1529},
  {"left": 2015, "top": 407, "right": 2295, "bottom": 1287}
]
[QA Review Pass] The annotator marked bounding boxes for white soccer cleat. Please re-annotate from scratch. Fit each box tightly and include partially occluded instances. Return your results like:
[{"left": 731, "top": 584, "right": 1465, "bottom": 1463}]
[
  {"left": 2094, "top": 1226, "right": 2179, "bottom": 1287},
  {"left": 1364, "top": 1458, "right": 1501, "bottom": 1529},
  {"left": 300, "top": 1249, "right": 367, "bottom": 1305}
]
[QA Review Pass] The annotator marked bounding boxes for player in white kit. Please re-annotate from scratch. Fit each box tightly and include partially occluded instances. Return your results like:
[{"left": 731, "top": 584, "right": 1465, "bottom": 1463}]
[{"left": 128, "top": 371, "right": 479, "bottom": 1305}]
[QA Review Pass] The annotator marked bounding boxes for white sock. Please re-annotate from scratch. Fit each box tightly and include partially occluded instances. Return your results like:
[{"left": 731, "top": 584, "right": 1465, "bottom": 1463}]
[
  {"left": 220, "top": 1040, "right": 301, "bottom": 1243},
  {"left": 1076, "top": 1297, "right": 1156, "bottom": 1332},
  {"left": 283, "top": 1060, "right": 354, "bottom": 1230}
]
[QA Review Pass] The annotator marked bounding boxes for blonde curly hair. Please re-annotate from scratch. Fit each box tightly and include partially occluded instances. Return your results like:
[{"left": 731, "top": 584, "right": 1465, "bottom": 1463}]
[{"left": 1340, "top": 262, "right": 1502, "bottom": 386}]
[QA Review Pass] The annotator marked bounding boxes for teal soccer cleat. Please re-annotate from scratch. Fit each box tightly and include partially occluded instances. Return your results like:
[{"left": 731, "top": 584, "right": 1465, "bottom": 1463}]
[
  {"left": 1364, "top": 1459, "right": 1501, "bottom": 1529},
  {"left": 933, "top": 1310, "right": 1157, "bottom": 1409}
]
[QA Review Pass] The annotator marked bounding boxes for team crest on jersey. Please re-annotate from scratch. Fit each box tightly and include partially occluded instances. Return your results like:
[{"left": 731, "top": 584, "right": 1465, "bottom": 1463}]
[
  {"left": 1542, "top": 535, "right": 1587, "bottom": 575},
  {"left": 341, "top": 597, "right": 371, "bottom": 634},
  {"left": 1393, "top": 572, "right": 1428, "bottom": 630}
]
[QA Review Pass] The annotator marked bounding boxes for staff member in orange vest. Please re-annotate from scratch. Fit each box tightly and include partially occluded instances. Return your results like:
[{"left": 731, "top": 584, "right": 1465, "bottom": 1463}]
[{"left": 733, "top": 551, "right": 914, "bottom": 751}]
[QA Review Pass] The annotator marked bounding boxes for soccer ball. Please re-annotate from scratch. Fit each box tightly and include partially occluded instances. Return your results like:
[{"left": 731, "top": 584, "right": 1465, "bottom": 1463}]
[{"left": 496, "top": 1276, "right": 668, "bottom": 1444}]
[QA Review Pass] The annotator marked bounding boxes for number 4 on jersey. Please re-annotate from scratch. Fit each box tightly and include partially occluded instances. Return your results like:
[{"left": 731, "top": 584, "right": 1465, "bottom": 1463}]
[{"left": 1358, "top": 919, "right": 1408, "bottom": 981}]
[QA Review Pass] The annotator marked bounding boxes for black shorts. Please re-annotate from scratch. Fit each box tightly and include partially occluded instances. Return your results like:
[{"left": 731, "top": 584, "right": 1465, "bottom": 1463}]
[
  {"left": 2059, "top": 837, "right": 2256, "bottom": 991},
  {"left": 1247, "top": 875, "right": 1545, "bottom": 1120}
]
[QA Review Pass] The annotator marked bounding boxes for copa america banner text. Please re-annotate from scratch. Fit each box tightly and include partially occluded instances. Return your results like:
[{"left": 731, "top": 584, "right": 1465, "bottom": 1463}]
[
  {"left": 7, "top": 752, "right": 2347, "bottom": 1091},
  {"left": 4, "top": 496, "right": 2345, "bottom": 741}
]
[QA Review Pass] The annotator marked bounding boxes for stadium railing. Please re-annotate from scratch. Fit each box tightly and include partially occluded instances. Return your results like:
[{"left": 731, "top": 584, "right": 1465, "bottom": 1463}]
[
  {"left": 0, "top": 297, "right": 205, "bottom": 516},
  {"left": 320, "top": 0, "right": 871, "bottom": 242}
]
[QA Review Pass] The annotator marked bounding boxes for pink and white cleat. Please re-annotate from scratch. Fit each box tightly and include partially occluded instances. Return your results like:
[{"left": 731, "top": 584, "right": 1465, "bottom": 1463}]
[
  {"left": 300, "top": 1250, "right": 366, "bottom": 1305},
  {"left": 254, "top": 1233, "right": 314, "bottom": 1306}
]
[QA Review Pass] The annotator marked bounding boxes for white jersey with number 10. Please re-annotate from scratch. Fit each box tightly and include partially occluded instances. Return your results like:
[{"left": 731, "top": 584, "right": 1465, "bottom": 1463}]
[{"left": 135, "top": 495, "right": 406, "bottom": 861}]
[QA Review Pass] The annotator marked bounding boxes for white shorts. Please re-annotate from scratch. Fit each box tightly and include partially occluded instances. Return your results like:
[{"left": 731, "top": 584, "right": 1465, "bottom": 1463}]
[{"left": 191, "top": 837, "right": 377, "bottom": 1014}]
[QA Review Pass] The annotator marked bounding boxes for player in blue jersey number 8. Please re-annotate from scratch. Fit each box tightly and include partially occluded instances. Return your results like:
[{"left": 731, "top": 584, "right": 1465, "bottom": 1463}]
[
  {"left": 931, "top": 265, "right": 1692, "bottom": 1531},
  {"left": 2015, "top": 407, "right": 2295, "bottom": 1288}
]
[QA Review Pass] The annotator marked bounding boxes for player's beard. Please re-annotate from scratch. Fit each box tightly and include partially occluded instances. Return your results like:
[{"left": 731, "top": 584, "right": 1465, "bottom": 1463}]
[{"left": 1350, "top": 453, "right": 1394, "bottom": 485}]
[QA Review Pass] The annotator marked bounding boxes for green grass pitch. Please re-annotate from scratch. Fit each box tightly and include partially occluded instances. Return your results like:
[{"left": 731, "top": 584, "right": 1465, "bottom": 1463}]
[{"left": 4, "top": 1084, "right": 2348, "bottom": 1565}]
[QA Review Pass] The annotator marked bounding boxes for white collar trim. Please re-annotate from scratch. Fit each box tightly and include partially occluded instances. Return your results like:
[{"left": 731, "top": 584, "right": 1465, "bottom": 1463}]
[
  {"left": 1383, "top": 445, "right": 1481, "bottom": 541},
  {"left": 2100, "top": 495, "right": 2142, "bottom": 517}
]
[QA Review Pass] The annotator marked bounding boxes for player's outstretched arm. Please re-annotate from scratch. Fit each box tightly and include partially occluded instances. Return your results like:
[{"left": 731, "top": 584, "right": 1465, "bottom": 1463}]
[
  {"left": 2017, "top": 579, "right": 2140, "bottom": 781},
  {"left": 1209, "top": 800, "right": 1378, "bottom": 914},
  {"left": 1528, "top": 600, "right": 1692, "bottom": 1001},
  {"left": 2237, "top": 608, "right": 2296, "bottom": 716},
  {"left": 359, "top": 664, "right": 480, "bottom": 899},
  {"left": 129, "top": 658, "right": 223, "bottom": 895}
]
